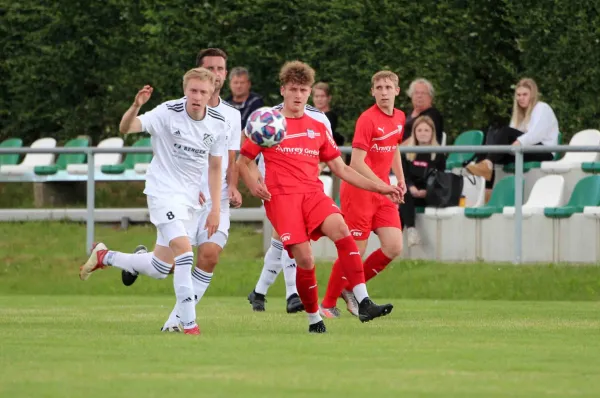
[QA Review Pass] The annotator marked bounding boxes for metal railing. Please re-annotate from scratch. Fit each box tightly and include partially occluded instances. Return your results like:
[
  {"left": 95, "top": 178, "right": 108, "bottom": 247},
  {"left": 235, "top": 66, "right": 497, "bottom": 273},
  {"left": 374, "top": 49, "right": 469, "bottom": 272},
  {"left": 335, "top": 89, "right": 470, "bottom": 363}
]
[{"left": 1, "top": 144, "right": 599, "bottom": 263}]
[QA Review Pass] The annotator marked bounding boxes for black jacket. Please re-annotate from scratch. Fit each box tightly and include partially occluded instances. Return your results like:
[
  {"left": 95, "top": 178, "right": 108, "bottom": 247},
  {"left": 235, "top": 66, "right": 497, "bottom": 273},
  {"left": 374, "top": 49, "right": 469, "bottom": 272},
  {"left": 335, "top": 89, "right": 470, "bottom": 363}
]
[{"left": 402, "top": 152, "right": 447, "bottom": 190}]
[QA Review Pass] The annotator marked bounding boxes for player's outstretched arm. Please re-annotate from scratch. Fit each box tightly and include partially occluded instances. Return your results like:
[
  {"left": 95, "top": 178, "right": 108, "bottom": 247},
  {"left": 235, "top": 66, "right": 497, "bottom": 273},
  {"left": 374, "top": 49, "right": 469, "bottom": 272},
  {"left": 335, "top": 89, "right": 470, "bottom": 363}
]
[
  {"left": 206, "top": 154, "right": 223, "bottom": 237},
  {"left": 327, "top": 156, "right": 401, "bottom": 202},
  {"left": 237, "top": 155, "right": 271, "bottom": 201},
  {"left": 119, "top": 85, "right": 153, "bottom": 134},
  {"left": 350, "top": 148, "right": 387, "bottom": 185}
]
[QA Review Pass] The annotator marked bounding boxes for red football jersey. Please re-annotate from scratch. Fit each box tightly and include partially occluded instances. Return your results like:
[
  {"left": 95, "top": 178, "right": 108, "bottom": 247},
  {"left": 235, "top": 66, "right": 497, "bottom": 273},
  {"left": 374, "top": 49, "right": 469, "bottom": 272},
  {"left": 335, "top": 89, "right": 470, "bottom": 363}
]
[
  {"left": 352, "top": 104, "right": 406, "bottom": 183},
  {"left": 241, "top": 111, "right": 340, "bottom": 196}
]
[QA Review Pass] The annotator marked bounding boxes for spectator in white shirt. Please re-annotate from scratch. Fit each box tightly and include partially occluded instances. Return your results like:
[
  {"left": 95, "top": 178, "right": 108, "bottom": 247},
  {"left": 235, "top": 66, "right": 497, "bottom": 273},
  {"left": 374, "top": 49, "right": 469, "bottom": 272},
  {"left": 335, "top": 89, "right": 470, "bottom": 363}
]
[{"left": 467, "top": 78, "right": 559, "bottom": 181}]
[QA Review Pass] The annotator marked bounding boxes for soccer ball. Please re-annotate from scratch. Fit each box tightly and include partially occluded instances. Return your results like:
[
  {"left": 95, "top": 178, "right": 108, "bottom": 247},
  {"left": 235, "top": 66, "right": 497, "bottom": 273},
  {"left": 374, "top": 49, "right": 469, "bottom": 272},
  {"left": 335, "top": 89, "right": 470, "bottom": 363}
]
[{"left": 245, "top": 107, "right": 287, "bottom": 148}]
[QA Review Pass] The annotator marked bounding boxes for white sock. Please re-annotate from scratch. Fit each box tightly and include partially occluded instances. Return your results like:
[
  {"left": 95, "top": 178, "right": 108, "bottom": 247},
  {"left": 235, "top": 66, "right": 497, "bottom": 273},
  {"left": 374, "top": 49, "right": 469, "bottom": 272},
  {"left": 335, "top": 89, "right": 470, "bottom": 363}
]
[
  {"left": 254, "top": 239, "right": 283, "bottom": 295},
  {"left": 352, "top": 283, "right": 369, "bottom": 304},
  {"left": 173, "top": 252, "right": 196, "bottom": 329},
  {"left": 307, "top": 312, "right": 322, "bottom": 325},
  {"left": 281, "top": 250, "right": 298, "bottom": 299},
  {"left": 104, "top": 251, "right": 169, "bottom": 280},
  {"left": 192, "top": 267, "right": 213, "bottom": 304},
  {"left": 163, "top": 268, "right": 213, "bottom": 329}
]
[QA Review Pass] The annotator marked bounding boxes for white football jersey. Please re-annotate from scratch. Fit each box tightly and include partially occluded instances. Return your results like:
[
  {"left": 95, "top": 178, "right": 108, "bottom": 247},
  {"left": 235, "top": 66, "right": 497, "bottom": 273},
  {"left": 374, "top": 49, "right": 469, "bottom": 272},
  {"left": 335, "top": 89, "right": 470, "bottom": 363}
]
[
  {"left": 257, "top": 104, "right": 332, "bottom": 179},
  {"left": 138, "top": 97, "right": 228, "bottom": 208},
  {"left": 199, "top": 98, "right": 242, "bottom": 202}
]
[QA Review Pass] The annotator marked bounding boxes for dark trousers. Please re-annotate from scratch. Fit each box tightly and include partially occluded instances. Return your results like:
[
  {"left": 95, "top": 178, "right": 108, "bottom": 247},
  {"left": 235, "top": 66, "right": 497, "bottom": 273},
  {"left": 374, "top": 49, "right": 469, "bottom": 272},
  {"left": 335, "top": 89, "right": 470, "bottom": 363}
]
[
  {"left": 480, "top": 126, "right": 554, "bottom": 187},
  {"left": 399, "top": 190, "right": 427, "bottom": 229},
  {"left": 485, "top": 126, "right": 554, "bottom": 164}
]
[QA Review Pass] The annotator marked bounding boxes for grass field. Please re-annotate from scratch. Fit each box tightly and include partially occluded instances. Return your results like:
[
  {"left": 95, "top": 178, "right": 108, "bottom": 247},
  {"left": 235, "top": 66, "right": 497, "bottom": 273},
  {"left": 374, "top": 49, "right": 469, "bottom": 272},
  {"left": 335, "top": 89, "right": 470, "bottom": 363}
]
[{"left": 1, "top": 222, "right": 600, "bottom": 397}]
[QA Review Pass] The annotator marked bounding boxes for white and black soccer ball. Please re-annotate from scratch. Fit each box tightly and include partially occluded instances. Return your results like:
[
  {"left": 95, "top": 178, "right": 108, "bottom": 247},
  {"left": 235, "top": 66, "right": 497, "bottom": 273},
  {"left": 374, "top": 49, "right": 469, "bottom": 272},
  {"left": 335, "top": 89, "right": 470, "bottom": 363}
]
[{"left": 245, "top": 107, "right": 287, "bottom": 148}]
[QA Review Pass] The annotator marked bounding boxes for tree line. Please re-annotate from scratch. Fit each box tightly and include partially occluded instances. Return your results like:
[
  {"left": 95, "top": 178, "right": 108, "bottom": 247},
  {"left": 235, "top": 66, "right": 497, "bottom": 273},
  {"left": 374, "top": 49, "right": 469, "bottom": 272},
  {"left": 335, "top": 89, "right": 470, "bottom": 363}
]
[{"left": 2, "top": 0, "right": 599, "bottom": 145}]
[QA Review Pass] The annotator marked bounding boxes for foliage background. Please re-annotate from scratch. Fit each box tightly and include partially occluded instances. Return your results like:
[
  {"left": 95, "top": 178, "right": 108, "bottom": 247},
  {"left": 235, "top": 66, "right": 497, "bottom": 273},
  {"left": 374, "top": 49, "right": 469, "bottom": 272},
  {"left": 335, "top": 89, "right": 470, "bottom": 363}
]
[{"left": 2, "top": 0, "right": 599, "bottom": 144}]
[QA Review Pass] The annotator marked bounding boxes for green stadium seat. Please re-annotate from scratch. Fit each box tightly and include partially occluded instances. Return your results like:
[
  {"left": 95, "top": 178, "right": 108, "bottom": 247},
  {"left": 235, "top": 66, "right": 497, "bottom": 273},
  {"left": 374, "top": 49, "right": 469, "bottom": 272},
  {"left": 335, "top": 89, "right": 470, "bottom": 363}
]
[
  {"left": 0, "top": 138, "right": 23, "bottom": 166},
  {"left": 445, "top": 130, "right": 484, "bottom": 170},
  {"left": 34, "top": 138, "right": 88, "bottom": 175},
  {"left": 582, "top": 162, "right": 600, "bottom": 173},
  {"left": 101, "top": 137, "right": 152, "bottom": 174},
  {"left": 465, "top": 176, "right": 520, "bottom": 218},
  {"left": 544, "top": 175, "right": 600, "bottom": 218}
]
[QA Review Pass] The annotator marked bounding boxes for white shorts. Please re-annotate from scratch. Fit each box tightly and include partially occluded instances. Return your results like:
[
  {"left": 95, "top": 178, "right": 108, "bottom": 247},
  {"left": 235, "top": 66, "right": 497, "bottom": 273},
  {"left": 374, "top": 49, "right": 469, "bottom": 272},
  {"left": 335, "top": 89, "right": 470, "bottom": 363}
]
[
  {"left": 148, "top": 196, "right": 201, "bottom": 247},
  {"left": 192, "top": 199, "right": 231, "bottom": 249}
]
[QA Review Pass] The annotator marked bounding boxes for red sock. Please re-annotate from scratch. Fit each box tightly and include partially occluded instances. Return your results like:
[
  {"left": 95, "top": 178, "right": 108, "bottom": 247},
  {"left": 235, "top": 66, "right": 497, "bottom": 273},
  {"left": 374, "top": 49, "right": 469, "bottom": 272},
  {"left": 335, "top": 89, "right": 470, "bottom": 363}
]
[
  {"left": 363, "top": 249, "right": 392, "bottom": 282},
  {"left": 334, "top": 236, "right": 365, "bottom": 290},
  {"left": 295, "top": 266, "right": 319, "bottom": 314},
  {"left": 322, "top": 259, "right": 346, "bottom": 308}
]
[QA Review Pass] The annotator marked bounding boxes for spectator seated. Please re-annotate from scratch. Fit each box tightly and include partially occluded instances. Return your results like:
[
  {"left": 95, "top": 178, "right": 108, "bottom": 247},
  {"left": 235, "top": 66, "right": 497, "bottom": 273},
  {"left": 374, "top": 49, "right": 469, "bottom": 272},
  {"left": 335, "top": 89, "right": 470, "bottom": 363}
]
[{"left": 502, "top": 132, "right": 563, "bottom": 173}]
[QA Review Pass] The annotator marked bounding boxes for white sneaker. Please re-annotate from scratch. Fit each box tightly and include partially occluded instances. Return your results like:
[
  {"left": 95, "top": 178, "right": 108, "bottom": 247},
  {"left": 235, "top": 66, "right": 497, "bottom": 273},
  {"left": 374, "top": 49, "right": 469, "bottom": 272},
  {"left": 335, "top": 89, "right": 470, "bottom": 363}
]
[
  {"left": 161, "top": 324, "right": 182, "bottom": 333},
  {"left": 161, "top": 317, "right": 182, "bottom": 333},
  {"left": 79, "top": 243, "right": 108, "bottom": 281},
  {"left": 340, "top": 289, "right": 359, "bottom": 317},
  {"left": 407, "top": 227, "right": 421, "bottom": 247}
]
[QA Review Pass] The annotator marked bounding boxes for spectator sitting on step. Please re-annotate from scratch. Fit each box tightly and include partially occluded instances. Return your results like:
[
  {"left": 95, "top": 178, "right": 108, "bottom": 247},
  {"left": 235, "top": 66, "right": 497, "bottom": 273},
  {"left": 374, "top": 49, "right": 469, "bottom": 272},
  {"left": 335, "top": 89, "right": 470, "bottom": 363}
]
[
  {"left": 467, "top": 78, "right": 559, "bottom": 181},
  {"left": 225, "top": 67, "right": 265, "bottom": 127},
  {"left": 402, "top": 78, "right": 444, "bottom": 145},
  {"left": 400, "top": 116, "right": 446, "bottom": 247}
]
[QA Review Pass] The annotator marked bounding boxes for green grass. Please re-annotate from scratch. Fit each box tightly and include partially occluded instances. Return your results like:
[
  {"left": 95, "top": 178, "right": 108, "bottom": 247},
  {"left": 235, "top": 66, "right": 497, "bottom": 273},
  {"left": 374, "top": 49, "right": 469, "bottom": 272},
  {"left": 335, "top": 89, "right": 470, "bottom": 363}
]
[
  {"left": 1, "top": 222, "right": 600, "bottom": 397},
  {"left": 1, "top": 222, "right": 600, "bottom": 300},
  {"left": 0, "top": 296, "right": 599, "bottom": 397}
]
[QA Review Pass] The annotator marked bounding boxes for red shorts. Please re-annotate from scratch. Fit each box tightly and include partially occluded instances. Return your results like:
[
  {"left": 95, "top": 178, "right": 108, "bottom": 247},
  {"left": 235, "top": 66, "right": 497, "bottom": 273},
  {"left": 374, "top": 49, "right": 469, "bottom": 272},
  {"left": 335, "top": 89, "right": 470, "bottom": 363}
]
[
  {"left": 265, "top": 191, "right": 342, "bottom": 249},
  {"left": 340, "top": 182, "right": 401, "bottom": 241}
]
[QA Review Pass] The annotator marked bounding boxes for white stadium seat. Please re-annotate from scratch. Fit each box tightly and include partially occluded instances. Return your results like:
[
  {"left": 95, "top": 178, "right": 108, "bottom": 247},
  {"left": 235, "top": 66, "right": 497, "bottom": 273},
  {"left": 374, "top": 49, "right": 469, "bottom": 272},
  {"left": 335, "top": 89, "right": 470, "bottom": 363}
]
[
  {"left": 0, "top": 137, "right": 56, "bottom": 175},
  {"left": 583, "top": 206, "right": 600, "bottom": 217},
  {"left": 67, "top": 137, "right": 124, "bottom": 175},
  {"left": 319, "top": 175, "right": 333, "bottom": 197},
  {"left": 541, "top": 129, "right": 600, "bottom": 173},
  {"left": 503, "top": 174, "right": 565, "bottom": 217},
  {"left": 134, "top": 163, "right": 150, "bottom": 174}
]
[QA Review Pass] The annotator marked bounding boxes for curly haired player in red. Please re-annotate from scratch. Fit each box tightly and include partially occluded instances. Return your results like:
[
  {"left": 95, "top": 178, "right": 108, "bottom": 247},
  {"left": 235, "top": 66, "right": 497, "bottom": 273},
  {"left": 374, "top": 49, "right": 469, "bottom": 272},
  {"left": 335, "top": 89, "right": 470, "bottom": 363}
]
[
  {"left": 320, "top": 70, "right": 408, "bottom": 318},
  {"left": 237, "top": 61, "right": 401, "bottom": 333}
]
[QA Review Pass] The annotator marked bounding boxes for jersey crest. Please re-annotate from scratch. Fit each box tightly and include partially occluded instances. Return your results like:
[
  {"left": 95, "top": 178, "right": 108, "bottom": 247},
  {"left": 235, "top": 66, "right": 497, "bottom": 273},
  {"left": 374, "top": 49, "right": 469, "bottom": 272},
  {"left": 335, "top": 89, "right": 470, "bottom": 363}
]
[{"left": 203, "top": 133, "right": 215, "bottom": 147}]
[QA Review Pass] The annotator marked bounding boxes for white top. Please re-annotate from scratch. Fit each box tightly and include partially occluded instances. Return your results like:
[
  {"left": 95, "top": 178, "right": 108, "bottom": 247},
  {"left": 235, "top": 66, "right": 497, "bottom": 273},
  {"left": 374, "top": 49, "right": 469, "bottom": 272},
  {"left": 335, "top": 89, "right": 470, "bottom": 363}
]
[
  {"left": 199, "top": 98, "right": 242, "bottom": 202},
  {"left": 257, "top": 104, "right": 332, "bottom": 178},
  {"left": 137, "top": 97, "right": 228, "bottom": 208},
  {"left": 513, "top": 101, "right": 559, "bottom": 146}
]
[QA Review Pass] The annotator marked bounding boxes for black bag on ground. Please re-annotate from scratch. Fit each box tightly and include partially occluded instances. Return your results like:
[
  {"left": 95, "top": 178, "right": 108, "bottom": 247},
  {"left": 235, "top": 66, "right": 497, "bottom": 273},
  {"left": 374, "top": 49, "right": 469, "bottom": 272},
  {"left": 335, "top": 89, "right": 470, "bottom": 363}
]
[{"left": 425, "top": 169, "right": 464, "bottom": 208}]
